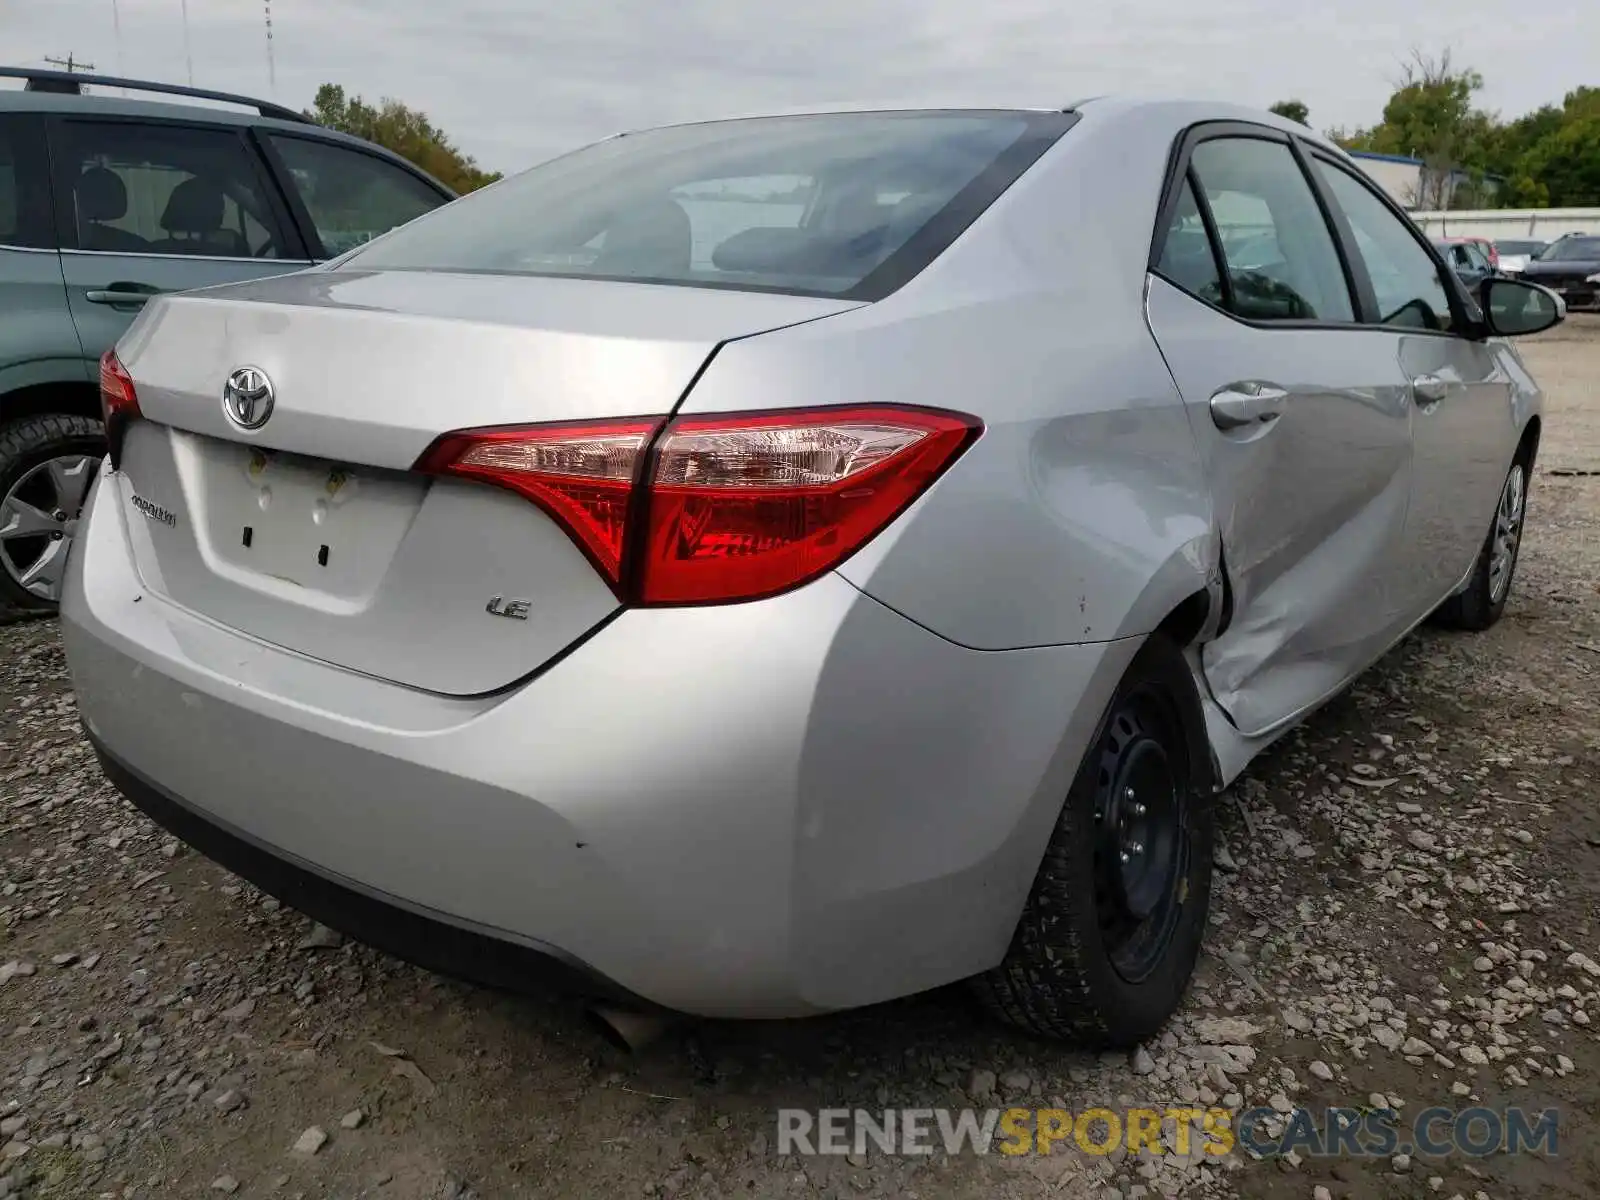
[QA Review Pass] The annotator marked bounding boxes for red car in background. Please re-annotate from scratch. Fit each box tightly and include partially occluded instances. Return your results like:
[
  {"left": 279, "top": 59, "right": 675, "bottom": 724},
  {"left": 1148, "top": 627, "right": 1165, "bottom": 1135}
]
[{"left": 1437, "top": 235, "right": 1500, "bottom": 271}]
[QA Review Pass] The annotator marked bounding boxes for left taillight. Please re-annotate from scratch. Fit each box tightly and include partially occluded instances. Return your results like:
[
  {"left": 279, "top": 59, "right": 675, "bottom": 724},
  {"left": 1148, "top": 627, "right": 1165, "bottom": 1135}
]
[
  {"left": 415, "top": 404, "right": 982, "bottom": 606},
  {"left": 99, "top": 349, "right": 141, "bottom": 467}
]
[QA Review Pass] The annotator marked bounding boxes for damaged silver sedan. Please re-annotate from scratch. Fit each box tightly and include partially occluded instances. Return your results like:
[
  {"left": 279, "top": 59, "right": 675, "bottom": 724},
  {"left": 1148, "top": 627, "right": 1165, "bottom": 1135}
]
[{"left": 62, "top": 97, "right": 1563, "bottom": 1046}]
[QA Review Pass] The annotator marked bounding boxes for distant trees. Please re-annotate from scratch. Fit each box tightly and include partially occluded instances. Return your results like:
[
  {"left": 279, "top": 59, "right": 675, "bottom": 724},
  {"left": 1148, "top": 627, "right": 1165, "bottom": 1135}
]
[
  {"left": 305, "top": 84, "right": 501, "bottom": 194},
  {"left": 1329, "top": 50, "right": 1600, "bottom": 208},
  {"left": 1269, "top": 99, "right": 1309, "bottom": 126}
]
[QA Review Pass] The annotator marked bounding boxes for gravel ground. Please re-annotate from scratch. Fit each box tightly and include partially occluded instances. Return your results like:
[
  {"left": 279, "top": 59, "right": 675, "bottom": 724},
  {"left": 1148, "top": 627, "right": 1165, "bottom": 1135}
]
[{"left": 2, "top": 316, "right": 1598, "bottom": 1200}]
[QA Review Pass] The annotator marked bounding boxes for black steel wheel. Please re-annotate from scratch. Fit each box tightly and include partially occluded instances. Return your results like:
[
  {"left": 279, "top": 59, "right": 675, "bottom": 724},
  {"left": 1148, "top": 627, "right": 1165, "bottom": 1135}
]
[
  {"left": 971, "top": 634, "right": 1214, "bottom": 1046},
  {"left": 1091, "top": 686, "right": 1189, "bottom": 985}
]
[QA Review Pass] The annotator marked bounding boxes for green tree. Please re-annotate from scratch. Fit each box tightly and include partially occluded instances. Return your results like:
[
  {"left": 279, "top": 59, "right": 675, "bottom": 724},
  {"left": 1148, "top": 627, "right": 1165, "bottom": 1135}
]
[
  {"left": 1332, "top": 50, "right": 1495, "bottom": 209},
  {"left": 306, "top": 84, "right": 501, "bottom": 194},
  {"left": 1510, "top": 88, "right": 1600, "bottom": 206},
  {"left": 1269, "top": 99, "right": 1310, "bottom": 125}
]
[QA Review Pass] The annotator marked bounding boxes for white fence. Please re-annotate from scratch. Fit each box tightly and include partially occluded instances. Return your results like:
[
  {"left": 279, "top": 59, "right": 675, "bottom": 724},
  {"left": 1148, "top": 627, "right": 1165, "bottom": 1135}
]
[{"left": 1409, "top": 208, "right": 1600, "bottom": 240}]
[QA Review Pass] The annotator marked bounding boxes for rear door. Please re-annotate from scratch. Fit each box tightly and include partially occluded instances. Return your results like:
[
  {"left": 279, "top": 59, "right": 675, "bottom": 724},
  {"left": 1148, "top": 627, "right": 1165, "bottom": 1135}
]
[
  {"left": 48, "top": 116, "right": 310, "bottom": 365},
  {"left": 1145, "top": 125, "right": 1418, "bottom": 737},
  {"left": 257, "top": 132, "right": 451, "bottom": 259},
  {"left": 1308, "top": 153, "right": 1516, "bottom": 610}
]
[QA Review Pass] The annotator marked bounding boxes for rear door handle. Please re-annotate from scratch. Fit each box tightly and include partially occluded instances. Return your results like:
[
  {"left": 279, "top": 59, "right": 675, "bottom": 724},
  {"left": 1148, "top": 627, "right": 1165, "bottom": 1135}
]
[
  {"left": 1411, "top": 374, "right": 1449, "bottom": 404},
  {"left": 85, "top": 284, "right": 165, "bottom": 307},
  {"left": 1209, "top": 383, "right": 1288, "bottom": 431}
]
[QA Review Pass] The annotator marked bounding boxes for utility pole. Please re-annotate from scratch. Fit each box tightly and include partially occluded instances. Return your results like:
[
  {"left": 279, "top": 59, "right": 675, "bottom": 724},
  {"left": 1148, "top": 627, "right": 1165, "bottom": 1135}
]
[
  {"left": 41, "top": 53, "right": 96, "bottom": 93},
  {"left": 44, "top": 53, "right": 95, "bottom": 73}
]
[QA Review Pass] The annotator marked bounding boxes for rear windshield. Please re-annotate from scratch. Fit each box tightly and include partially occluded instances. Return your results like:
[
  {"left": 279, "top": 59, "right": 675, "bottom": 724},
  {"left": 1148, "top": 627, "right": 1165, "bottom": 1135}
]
[{"left": 342, "top": 110, "right": 1073, "bottom": 300}]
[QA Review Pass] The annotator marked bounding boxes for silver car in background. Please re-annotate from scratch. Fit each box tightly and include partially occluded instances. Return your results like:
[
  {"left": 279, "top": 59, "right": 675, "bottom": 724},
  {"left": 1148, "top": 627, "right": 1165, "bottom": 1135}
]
[{"left": 62, "top": 97, "right": 1563, "bottom": 1046}]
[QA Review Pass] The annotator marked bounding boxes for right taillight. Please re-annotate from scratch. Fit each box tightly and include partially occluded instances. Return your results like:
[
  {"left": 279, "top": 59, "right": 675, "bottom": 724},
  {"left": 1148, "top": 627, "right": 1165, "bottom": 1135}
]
[
  {"left": 99, "top": 350, "right": 141, "bottom": 467},
  {"left": 415, "top": 404, "right": 981, "bottom": 606}
]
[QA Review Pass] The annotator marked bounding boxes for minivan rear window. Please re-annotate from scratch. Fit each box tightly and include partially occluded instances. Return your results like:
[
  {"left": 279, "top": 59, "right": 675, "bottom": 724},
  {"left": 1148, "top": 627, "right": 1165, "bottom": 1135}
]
[{"left": 343, "top": 110, "right": 1074, "bottom": 300}]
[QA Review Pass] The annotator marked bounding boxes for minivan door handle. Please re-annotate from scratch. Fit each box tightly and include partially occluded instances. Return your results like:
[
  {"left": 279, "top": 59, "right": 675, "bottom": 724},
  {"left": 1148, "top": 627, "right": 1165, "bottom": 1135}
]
[
  {"left": 1209, "top": 383, "right": 1288, "bottom": 431},
  {"left": 85, "top": 283, "right": 165, "bottom": 308},
  {"left": 1411, "top": 374, "right": 1449, "bottom": 405}
]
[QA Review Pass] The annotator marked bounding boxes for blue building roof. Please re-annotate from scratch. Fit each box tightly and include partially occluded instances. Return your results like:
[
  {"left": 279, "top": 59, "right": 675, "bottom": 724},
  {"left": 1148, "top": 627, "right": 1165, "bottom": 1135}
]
[{"left": 1347, "top": 150, "right": 1425, "bottom": 166}]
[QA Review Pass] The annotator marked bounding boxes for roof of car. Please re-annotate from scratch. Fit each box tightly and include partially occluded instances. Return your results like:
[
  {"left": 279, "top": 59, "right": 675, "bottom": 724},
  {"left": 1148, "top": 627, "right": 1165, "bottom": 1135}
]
[
  {"left": 2, "top": 85, "right": 357, "bottom": 141},
  {"left": 624, "top": 94, "right": 1353, "bottom": 156},
  {"left": 2, "top": 86, "right": 284, "bottom": 127},
  {"left": 0, "top": 76, "right": 455, "bottom": 195}
]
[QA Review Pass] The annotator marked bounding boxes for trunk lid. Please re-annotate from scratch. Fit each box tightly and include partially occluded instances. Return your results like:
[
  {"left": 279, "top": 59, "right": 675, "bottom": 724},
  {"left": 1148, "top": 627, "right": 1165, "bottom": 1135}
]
[{"left": 111, "top": 269, "right": 861, "bottom": 695}]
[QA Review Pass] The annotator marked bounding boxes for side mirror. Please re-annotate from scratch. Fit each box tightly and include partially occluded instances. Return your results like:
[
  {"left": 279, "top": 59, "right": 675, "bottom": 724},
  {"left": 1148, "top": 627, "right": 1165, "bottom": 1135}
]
[{"left": 1479, "top": 277, "right": 1565, "bottom": 338}]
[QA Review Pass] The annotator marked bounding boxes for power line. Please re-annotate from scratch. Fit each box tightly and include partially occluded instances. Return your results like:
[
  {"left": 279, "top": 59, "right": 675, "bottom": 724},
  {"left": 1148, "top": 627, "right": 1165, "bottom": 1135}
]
[
  {"left": 110, "top": 0, "right": 125, "bottom": 75},
  {"left": 264, "top": 0, "right": 276, "bottom": 96},
  {"left": 179, "top": 0, "right": 195, "bottom": 85}
]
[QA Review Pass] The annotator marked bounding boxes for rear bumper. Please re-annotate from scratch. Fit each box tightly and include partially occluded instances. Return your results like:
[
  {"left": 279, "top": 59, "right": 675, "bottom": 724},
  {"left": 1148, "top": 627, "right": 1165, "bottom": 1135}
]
[
  {"left": 63, "top": 469, "right": 1136, "bottom": 1018},
  {"left": 92, "top": 740, "right": 655, "bottom": 1008}
]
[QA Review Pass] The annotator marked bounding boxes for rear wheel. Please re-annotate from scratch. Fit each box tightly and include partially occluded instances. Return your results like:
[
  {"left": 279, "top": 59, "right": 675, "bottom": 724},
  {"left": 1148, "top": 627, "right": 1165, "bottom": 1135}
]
[
  {"left": 0, "top": 414, "right": 106, "bottom": 613},
  {"left": 1432, "top": 454, "right": 1528, "bottom": 632},
  {"left": 970, "top": 635, "right": 1213, "bottom": 1045}
]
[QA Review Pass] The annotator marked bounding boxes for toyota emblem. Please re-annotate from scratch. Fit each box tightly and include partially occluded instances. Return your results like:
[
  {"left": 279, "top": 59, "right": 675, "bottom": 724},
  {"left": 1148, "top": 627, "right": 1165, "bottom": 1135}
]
[{"left": 222, "top": 366, "right": 275, "bottom": 430}]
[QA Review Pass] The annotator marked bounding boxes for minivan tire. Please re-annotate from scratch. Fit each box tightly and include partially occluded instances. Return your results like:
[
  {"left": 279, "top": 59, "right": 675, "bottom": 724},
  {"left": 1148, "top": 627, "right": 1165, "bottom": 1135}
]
[{"left": 0, "top": 414, "right": 106, "bottom": 613}]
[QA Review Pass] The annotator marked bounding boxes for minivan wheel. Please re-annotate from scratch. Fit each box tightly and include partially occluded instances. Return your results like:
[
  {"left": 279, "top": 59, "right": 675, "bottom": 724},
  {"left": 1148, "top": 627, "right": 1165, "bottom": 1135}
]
[
  {"left": 1431, "top": 454, "right": 1528, "bottom": 632},
  {"left": 0, "top": 414, "right": 106, "bottom": 612},
  {"left": 970, "top": 634, "right": 1213, "bottom": 1046}
]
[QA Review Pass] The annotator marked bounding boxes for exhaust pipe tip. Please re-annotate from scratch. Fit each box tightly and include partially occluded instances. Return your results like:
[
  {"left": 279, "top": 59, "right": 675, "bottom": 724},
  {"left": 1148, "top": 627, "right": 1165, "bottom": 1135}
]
[{"left": 587, "top": 1005, "right": 674, "bottom": 1053}]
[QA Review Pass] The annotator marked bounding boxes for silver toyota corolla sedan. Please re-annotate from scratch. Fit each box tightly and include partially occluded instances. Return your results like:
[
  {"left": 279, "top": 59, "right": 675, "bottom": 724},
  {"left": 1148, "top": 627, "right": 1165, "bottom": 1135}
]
[{"left": 61, "top": 96, "right": 1563, "bottom": 1046}]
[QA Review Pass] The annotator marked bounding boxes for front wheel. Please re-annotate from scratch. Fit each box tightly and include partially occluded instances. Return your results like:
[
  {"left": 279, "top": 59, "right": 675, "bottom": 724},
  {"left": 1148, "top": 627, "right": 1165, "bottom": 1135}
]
[
  {"left": 1432, "top": 455, "right": 1528, "bottom": 632},
  {"left": 0, "top": 414, "right": 106, "bottom": 613},
  {"left": 969, "top": 634, "right": 1214, "bottom": 1046}
]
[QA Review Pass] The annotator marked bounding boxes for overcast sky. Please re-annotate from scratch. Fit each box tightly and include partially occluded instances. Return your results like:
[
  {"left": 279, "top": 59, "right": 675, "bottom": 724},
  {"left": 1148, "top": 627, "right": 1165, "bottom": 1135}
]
[{"left": 3, "top": 1, "right": 1588, "bottom": 174}]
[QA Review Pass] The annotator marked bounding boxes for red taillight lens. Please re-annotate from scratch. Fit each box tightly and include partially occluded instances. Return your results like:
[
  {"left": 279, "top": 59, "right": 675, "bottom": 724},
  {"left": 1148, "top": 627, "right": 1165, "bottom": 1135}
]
[
  {"left": 641, "top": 407, "right": 979, "bottom": 603},
  {"left": 414, "top": 419, "right": 659, "bottom": 586},
  {"left": 414, "top": 404, "right": 981, "bottom": 605},
  {"left": 99, "top": 350, "right": 141, "bottom": 466}
]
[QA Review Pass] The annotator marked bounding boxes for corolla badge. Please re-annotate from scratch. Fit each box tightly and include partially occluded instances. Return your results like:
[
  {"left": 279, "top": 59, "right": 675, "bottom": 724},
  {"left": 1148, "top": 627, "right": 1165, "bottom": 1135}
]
[{"left": 222, "top": 366, "right": 275, "bottom": 430}]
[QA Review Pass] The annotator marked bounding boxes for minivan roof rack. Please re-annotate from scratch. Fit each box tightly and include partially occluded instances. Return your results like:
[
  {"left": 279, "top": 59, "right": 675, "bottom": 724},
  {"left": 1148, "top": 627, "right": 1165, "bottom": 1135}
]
[{"left": 0, "top": 66, "right": 313, "bottom": 124}]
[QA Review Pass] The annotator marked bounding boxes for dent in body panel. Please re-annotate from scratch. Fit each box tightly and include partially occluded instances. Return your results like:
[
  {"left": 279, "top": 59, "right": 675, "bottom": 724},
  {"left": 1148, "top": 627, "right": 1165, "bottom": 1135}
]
[
  {"left": 1199, "top": 468, "right": 1410, "bottom": 734},
  {"left": 1142, "top": 279, "right": 1419, "bottom": 739}
]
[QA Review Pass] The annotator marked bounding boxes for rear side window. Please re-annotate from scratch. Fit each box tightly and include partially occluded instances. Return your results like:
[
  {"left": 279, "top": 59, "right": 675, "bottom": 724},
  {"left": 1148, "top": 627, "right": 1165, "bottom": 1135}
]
[
  {"left": 1155, "top": 176, "right": 1224, "bottom": 304},
  {"left": 1313, "top": 159, "right": 1456, "bottom": 333},
  {"left": 268, "top": 135, "right": 445, "bottom": 258},
  {"left": 53, "top": 121, "right": 287, "bottom": 259},
  {"left": 0, "top": 115, "right": 54, "bottom": 249},
  {"left": 1188, "top": 137, "right": 1354, "bottom": 323},
  {"left": 343, "top": 111, "right": 1072, "bottom": 300}
]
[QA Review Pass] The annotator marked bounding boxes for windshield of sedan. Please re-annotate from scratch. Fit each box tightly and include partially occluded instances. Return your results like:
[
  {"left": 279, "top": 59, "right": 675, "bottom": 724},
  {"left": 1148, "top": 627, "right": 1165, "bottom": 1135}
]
[
  {"left": 1540, "top": 236, "right": 1600, "bottom": 261},
  {"left": 342, "top": 111, "right": 1071, "bottom": 300}
]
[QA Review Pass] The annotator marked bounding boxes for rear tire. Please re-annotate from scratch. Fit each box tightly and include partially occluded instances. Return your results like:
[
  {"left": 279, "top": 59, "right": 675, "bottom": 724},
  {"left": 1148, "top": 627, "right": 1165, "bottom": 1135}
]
[
  {"left": 0, "top": 413, "right": 106, "bottom": 614},
  {"left": 1431, "top": 454, "right": 1528, "bottom": 632},
  {"left": 970, "top": 634, "right": 1214, "bottom": 1046}
]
